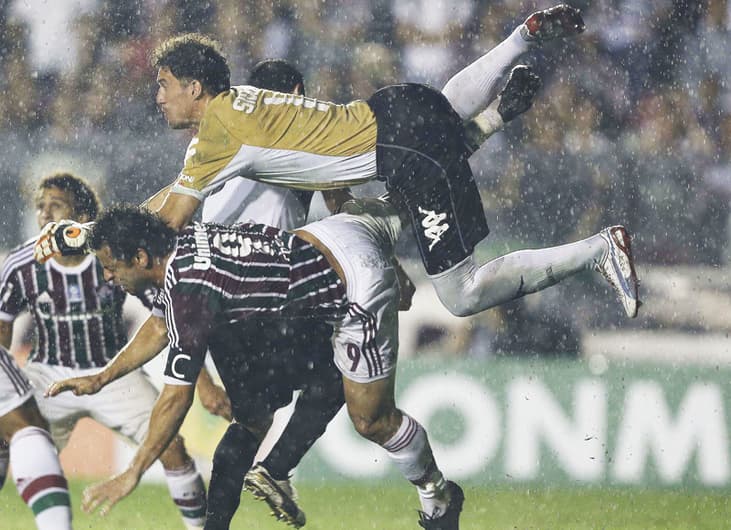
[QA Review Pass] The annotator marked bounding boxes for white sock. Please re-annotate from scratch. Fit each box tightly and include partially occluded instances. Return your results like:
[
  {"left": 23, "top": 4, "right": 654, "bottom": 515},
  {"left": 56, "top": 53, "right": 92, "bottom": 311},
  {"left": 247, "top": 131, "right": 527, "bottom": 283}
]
[
  {"left": 431, "top": 233, "right": 608, "bottom": 316},
  {"left": 10, "top": 426, "right": 71, "bottom": 530},
  {"left": 442, "top": 26, "right": 530, "bottom": 120},
  {"left": 472, "top": 99, "right": 505, "bottom": 139},
  {"left": 0, "top": 440, "right": 9, "bottom": 490},
  {"left": 382, "top": 413, "right": 448, "bottom": 516},
  {"left": 164, "top": 460, "right": 207, "bottom": 529}
]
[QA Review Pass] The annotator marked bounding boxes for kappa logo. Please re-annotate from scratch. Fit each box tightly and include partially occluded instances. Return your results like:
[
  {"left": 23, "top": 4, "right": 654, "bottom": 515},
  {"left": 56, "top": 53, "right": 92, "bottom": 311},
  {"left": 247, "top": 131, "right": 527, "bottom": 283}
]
[{"left": 418, "top": 206, "right": 450, "bottom": 251}]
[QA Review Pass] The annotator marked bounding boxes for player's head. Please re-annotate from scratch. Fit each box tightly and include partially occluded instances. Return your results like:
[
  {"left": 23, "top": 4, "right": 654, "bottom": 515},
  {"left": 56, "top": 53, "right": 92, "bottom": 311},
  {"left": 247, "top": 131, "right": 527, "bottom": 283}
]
[
  {"left": 35, "top": 172, "right": 101, "bottom": 228},
  {"left": 151, "top": 33, "right": 230, "bottom": 129},
  {"left": 90, "top": 205, "right": 177, "bottom": 295},
  {"left": 248, "top": 59, "right": 305, "bottom": 96}
]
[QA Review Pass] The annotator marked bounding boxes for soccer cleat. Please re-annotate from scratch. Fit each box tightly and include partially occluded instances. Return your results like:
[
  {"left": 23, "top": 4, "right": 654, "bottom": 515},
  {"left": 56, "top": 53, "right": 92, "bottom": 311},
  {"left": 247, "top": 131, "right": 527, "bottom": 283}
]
[
  {"left": 520, "top": 4, "right": 585, "bottom": 43},
  {"left": 417, "top": 481, "right": 464, "bottom": 530},
  {"left": 496, "top": 65, "right": 542, "bottom": 123},
  {"left": 595, "top": 226, "right": 639, "bottom": 318},
  {"left": 244, "top": 464, "right": 306, "bottom": 528}
]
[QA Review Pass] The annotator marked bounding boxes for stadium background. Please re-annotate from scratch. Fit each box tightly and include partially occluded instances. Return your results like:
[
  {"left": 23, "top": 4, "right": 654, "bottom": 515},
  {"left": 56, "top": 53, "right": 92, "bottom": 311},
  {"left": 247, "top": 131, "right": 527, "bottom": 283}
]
[{"left": 2, "top": 0, "right": 731, "bottom": 527}]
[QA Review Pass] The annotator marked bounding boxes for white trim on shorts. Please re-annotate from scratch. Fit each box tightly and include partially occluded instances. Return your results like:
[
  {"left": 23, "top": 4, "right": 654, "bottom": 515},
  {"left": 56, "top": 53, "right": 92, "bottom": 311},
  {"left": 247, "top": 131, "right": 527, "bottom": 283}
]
[
  {"left": 301, "top": 211, "right": 400, "bottom": 383},
  {"left": 0, "top": 348, "right": 33, "bottom": 417}
]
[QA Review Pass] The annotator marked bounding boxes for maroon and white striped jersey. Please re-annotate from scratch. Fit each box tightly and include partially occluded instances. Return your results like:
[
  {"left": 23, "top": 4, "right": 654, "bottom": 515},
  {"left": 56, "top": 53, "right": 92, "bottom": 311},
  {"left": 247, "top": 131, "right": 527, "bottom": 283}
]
[
  {"left": 0, "top": 241, "right": 128, "bottom": 368},
  {"left": 154, "top": 222, "right": 347, "bottom": 385}
]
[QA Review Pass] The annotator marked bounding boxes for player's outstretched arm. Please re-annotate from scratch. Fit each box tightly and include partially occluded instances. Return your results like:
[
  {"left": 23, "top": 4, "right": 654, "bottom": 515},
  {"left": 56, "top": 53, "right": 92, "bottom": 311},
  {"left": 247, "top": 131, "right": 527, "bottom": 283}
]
[
  {"left": 81, "top": 382, "right": 195, "bottom": 516},
  {"left": 46, "top": 314, "right": 169, "bottom": 398}
]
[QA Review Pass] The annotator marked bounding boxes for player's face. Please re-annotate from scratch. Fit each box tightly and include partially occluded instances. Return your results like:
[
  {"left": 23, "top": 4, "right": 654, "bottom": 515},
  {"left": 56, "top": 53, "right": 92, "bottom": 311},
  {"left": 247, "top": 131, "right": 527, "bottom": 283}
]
[
  {"left": 156, "top": 67, "right": 197, "bottom": 129},
  {"left": 96, "top": 245, "right": 148, "bottom": 295},
  {"left": 35, "top": 187, "right": 76, "bottom": 228}
]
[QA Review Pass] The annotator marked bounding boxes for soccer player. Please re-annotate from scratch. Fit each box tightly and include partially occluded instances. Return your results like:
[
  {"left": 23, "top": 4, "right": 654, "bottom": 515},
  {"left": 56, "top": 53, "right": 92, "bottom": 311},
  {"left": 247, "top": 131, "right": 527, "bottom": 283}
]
[
  {"left": 0, "top": 173, "right": 207, "bottom": 529},
  {"left": 38, "top": 5, "right": 639, "bottom": 324},
  {"left": 202, "top": 58, "right": 346, "bottom": 530},
  {"left": 48, "top": 202, "right": 467, "bottom": 529},
  {"left": 0, "top": 345, "right": 72, "bottom": 530}
]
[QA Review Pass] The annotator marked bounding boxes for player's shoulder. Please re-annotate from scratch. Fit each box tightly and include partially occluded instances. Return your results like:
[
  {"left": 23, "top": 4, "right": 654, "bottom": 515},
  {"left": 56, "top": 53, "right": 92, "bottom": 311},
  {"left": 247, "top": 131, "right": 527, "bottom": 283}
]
[
  {"left": 2, "top": 238, "right": 35, "bottom": 267},
  {"left": 0, "top": 239, "right": 35, "bottom": 281},
  {"left": 207, "top": 87, "right": 249, "bottom": 116},
  {"left": 197, "top": 88, "right": 245, "bottom": 139}
]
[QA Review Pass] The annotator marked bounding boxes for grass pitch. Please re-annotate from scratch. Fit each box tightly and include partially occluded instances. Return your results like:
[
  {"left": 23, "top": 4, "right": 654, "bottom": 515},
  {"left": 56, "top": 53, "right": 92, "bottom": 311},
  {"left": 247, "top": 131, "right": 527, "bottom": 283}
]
[{"left": 1, "top": 480, "right": 729, "bottom": 529}]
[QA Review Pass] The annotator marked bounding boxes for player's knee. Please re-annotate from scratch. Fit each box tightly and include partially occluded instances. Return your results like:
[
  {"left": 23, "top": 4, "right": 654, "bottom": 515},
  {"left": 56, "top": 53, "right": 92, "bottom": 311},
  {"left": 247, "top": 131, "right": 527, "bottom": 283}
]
[
  {"left": 347, "top": 408, "right": 399, "bottom": 444},
  {"left": 237, "top": 416, "right": 272, "bottom": 441},
  {"left": 212, "top": 433, "right": 242, "bottom": 470},
  {"left": 445, "top": 302, "right": 474, "bottom": 317},
  {"left": 349, "top": 414, "right": 382, "bottom": 441},
  {"left": 211, "top": 422, "right": 258, "bottom": 475},
  {"left": 434, "top": 288, "right": 475, "bottom": 317}
]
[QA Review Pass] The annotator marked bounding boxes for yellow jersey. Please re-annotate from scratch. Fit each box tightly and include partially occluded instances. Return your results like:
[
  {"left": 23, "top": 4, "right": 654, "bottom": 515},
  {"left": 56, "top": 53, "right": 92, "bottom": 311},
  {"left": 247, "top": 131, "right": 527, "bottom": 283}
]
[{"left": 172, "top": 86, "right": 378, "bottom": 199}]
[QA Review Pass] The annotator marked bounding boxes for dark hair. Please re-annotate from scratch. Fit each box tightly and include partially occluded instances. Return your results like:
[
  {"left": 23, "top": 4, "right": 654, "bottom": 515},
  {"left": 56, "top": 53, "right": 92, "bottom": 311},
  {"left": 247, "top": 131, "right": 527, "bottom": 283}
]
[
  {"left": 248, "top": 59, "right": 305, "bottom": 96},
  {"left": 90, "top": 205, "right": 177, "bottom": 262},
  {"left": 151, "top": 33, "right": 230, "bottom": 96},
  {"left": 38, "top": 172, "right": 101, "bottom": 221}
]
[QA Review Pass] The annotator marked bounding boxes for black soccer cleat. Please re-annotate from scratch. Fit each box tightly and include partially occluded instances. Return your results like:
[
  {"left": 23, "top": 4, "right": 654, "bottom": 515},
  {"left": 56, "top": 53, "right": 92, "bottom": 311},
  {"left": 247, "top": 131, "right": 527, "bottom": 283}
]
[
  {"left": 496, "top": 65, "right": 542, "bottom": 123},
  {"left": 417, "top": 481, "right": 464, "bottom": 530},
  {"left": 520, "top": 4, "right": 585, "bottom": 43}
]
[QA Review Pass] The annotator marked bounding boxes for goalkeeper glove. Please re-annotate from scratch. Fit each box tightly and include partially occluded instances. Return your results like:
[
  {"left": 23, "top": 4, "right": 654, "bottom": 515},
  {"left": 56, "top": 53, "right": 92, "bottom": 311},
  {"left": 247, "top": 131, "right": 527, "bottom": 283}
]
[{"left": 34, "top": 220, "right": 94, "bottom": 263}]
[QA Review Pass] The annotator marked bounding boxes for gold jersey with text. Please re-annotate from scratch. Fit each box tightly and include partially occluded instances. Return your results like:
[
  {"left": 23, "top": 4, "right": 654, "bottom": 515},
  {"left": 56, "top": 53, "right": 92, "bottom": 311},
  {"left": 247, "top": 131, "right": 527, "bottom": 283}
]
[{"left": 173, "top": 86, "right": 378, "bottom": 199}]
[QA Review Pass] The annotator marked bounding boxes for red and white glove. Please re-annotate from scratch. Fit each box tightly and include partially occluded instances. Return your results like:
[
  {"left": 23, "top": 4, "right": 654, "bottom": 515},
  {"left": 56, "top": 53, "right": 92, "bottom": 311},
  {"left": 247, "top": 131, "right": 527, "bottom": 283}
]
[{"left": 34, "top": 220, "right": 94, "bottom": 263}]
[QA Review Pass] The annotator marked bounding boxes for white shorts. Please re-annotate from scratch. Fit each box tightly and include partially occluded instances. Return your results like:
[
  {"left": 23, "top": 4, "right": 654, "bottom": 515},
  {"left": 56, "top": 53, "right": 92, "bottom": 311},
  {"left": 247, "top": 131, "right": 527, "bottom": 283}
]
[
  {"left": 24, "top": 363, "right": 160, "bottom": 450},
  {"left": 302, "top": 204, "right": 401, "bottom": 383},
  {"left": 0, "top": 347, "right": 33, "bottom": 417}
]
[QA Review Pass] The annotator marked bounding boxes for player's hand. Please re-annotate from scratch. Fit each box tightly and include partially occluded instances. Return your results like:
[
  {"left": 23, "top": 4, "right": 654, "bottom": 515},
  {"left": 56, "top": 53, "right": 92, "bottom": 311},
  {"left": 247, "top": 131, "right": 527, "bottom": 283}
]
[
  {"left": 82, "top": 469, "right": 140, "bottom": 516},
  {"left": 197, "top": 378, "right": 233, "bottom": 421},
  {"left": 34, "top": 220, "right": 93, "bottom": 263},
  {"left": 45, "top": 374, "right": 104, "bottom": 398}
]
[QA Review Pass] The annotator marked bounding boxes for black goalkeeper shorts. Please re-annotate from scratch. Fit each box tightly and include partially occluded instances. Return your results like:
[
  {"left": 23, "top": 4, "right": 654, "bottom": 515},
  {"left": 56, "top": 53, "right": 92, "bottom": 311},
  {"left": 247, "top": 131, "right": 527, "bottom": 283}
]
[
  {"left": 207, "top": 318, "right": 342, "bottom": 424},
  {"left": 367, "top": 83, "right": 489, "bottom": 275}
]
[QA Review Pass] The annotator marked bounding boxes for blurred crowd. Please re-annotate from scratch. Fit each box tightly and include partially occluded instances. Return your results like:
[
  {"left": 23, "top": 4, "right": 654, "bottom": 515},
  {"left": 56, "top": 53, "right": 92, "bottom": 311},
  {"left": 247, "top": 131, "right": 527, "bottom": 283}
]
[{"left": 0, "top": 0, "right": 727, "bottom": 356}]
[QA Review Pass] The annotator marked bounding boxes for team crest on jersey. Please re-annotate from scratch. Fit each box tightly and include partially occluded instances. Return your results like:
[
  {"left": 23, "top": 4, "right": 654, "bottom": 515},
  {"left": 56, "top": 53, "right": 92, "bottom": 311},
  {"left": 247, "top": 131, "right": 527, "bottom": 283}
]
[
  {"left": 417, "top": 206, "right": 450, "bottom": 251},
  {"left": 67, "top": 284, "right": 83, "bottom": 303}
]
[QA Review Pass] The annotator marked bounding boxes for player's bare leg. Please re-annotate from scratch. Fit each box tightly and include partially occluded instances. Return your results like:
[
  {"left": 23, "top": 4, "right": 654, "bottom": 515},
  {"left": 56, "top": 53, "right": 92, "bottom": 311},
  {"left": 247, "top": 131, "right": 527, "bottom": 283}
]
[
  {"left": 342, "top": 375, "right": 464, "bottom": 529},
  {"left": 158, "top": 435, "right": 207, "bottom": 530}
]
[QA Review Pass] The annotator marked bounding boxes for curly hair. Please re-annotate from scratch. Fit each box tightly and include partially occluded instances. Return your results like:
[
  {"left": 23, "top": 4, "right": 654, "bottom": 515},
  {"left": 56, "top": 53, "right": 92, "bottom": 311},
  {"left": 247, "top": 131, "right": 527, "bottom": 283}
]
[
  {"left": 151, "top": 33, "right": 230, "bottom": 96},
  {"left": 90, "top": 205, "right": 177, "bottom": 263},
  {"left": 38, "top": 172, "right": 101, "bottom": 221}
]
